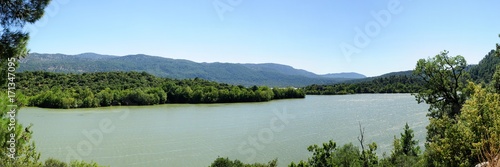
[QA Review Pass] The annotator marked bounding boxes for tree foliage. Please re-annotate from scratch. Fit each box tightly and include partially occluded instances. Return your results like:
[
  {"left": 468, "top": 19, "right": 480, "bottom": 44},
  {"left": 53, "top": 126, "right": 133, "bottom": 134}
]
[
  {"left": 458, "top": 82, "right": 500, "bottom": 166},
  {"left": 413, "top": 51, "right": 473, "bottom": 166},
  {"left": 414, "top": 37, "right": 500, "bottom": 166},
  {"left": 209, "top": 157, "right": 277, "bottom": 167},
  {"left": 493, "top": 35, "right": 500, "bottom": 93},
  {"left": 287, "top": 123, "right": 424, "bottom": 167},
  {"left": 0, "top": 93, "right": 40, "bottom": 166},
  {"left": 304, "top": 75, "right": 423, "bottom": 95},
  {"left": 469, "top": 50, "right": 500, "bottom": 84},
  {"left": 0, "top": 0, "right": 51, "bottom": 85},
  {"left": 413, "top": 50, "right": 470, "bottom": 119},
  {"left": 492, "top": 65, "right": 500, "bottom": 93},
  {"left": 11, "top": 71, "right": 305, "bottom": 108},
  {"left": 0, "top": 0, "right": 55, "bottom": 166},
  {"left": 385, "top": 123, "right": 422, "bottom": 167}
]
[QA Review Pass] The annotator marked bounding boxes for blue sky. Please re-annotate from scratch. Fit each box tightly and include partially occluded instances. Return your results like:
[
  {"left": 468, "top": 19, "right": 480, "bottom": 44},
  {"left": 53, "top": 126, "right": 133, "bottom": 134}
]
[{"left": 25, "top": 0, "right": 500, "bottom": 77}]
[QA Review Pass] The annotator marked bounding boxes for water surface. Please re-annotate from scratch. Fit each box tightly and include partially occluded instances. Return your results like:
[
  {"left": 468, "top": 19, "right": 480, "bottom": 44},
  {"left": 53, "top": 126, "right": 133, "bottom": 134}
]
[{"left": 18, "top": 94, "right": 429, "bottom": 166}]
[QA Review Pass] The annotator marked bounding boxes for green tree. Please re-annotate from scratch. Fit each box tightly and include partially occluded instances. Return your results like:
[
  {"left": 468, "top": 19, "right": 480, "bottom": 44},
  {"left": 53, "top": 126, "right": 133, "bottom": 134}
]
[
  {"left": 306, "top": 140, "right": 337, "bottom": 166},
  {"left": 493, "top": 35, "right": 500, "bottom": 93},
  {"left": 79, "top": 88, "right": 98, "bottom": 108},
  {"left": 399, "top": 123, "right": 420, "bottom": 157},
  {"left": 357, "top": 124, "right": 378, "bottom": 167},
  {"left": 209, "top": 157, "right": 277, "bottom": 167},
  {"left": 0, "top": 0, "right": 51, "bottom": 161},
  {"left": 361, "top": 142, "right": 378, "bottom": 167},
  {"left": 331, "top": 143, "right": 362, "bottom": 167},
  {"left": 496, "top": 34, "right": 500, "bottom": 57},
  {"left": 0, "top": 0, "right": 51, "bottom": 85},
  {"left": 413, "top": 50, "right": 470, "bottom": 119},
  {"left": 492, "top": 65, "right": 500, "bottom": 93},
  {"left": 1, "top": 93, "right": 41, "bottom": 166},
  {"left": 388, "top": 123, "right": 421, "bottom": 166},
  {"left": 457, "top": 82, "right": 500, "bottom": 166},
  {"left": 96, "top": 88, "right": 114, "bottom": 107},
  {"left": 413, "top": 51, "right": 471, "bottom": 166},
  {"left": 288, "top": 140, "right": 368, "bottom": 167}
]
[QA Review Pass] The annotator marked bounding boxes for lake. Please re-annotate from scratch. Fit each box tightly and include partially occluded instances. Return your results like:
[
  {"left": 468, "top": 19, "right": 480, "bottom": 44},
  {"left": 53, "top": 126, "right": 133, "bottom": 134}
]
[{"left": 18, "top": 94, "right": 429, "bottom": 167}]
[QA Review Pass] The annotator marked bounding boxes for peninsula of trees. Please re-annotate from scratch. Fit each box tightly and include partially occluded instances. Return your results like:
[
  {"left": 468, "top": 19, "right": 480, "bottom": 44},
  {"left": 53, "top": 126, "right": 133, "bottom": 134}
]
[{"left": 12, "top": 71, "right": 305, "bottom": 109}]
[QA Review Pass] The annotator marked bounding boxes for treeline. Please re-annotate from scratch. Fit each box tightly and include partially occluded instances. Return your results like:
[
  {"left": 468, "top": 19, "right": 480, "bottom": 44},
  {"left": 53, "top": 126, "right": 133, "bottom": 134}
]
[
  {"left": 304, "top": 75, "right": 424, "bottom": 95},
  {"left": 14, "top": 71, "right": 305, "bottom": 109},
  {"left": 305, "top": 48, "right": 500, "bottom": 96}
]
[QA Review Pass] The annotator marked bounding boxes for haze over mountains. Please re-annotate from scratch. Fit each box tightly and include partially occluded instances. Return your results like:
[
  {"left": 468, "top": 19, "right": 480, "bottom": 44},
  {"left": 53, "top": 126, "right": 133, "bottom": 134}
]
[{"left": 19, "top": 53, "right": 367, "bottom": 87}]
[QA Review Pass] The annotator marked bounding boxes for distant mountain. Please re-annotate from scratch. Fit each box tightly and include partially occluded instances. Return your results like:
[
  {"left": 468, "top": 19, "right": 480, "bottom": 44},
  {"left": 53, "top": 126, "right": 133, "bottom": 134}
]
[
  {"left": 18, "top": 53, "right": 363, "bottom": 87},
  {"left": 75, "top": 52, "right": 116, "bottom": 59},
  {"left": 241, "top": 63, "right": 319, "bottom": 78},
  {"left": 320, "top": 72, "right": 366, "bottom": 79},
  {"left": 378, "top": 70, "right": 414, "bottom": 77},
  {"left": 340, "top": 70, "right": 415, "bottom": 84}
]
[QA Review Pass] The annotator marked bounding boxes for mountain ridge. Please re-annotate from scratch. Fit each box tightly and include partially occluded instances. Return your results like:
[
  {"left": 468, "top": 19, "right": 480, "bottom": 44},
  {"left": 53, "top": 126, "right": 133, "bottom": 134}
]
[{"left": 19, "top": 53, "right": 366, "bottom": 87}]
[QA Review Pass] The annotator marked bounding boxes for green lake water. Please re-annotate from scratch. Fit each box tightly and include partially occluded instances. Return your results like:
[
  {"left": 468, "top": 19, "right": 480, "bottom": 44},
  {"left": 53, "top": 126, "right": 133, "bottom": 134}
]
[{"left": 18, "top": 94, "right": 429, "bottom": 167}]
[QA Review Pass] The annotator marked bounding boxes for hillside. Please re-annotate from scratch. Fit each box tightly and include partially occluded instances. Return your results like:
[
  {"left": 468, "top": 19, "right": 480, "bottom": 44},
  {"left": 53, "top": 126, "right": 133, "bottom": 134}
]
[
  {"left": 468, "top": 49, "right": 500, "bottom": 83},
  {"left": 338, "top": 70, "right": 414, "bottom": 84},
  {"left": 320, "top": 72, "right": 366, "bottom": 79},
  {"left": 306, "top": 47, "right": 500, "bottom": 95},
  {"left": 18, "top": 53, "right": 365, "bottom": 87}
]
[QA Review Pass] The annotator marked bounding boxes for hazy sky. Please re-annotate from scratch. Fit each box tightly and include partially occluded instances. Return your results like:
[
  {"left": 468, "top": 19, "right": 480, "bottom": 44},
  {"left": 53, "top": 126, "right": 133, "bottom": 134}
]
[{"left": 26, "top": 0, "right": 500, "bottom": 77}]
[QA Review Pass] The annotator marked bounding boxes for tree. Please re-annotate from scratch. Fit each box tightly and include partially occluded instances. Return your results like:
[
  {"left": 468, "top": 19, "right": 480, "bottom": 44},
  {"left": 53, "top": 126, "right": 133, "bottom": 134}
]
[
  {"left": 358, "top": 123, "right": 378, "bottom": 167},
  {"left": 413, "top": 51, "right": 472, "bottom": 166},
  {"left": 0, "top": 1, "right": 70, "bottom": 165},
  {"left": 496, "top": 34, "right": 500, "bottom": 57},
  {"left": 96, "top": 88, "right": 114, "bottom": 106},
  {"left": 331, "top": 143, "right": 362, "bottom": 167},
  {"left": 493, "top": 34, "right": 500, "bottom": 93},
  {"left": 307, "top": 140, "right": 337, "bottom": 166},
  {"left": 413, "top": 50, "right": 470, "bottom": 119},
  {"left": 388, "top": 123, "right": 421, "bottom": 166},
  {"left": 457, "top": 82, "right": 500, "bottom": 166},
  {"left": 0, "top": 0, "right": 51, "bottom": 85},
  {"left": 492, "top": 65, "right": 500, "bottom": 93},
  {"left": 400, "top": 123, "right": 420, "bottom": 156},
  {"left": 209, "top": 157, "right": 277, "bottom": 167},
  {"left": 1, "top": 93, "right": 41, "bottom": 166}
]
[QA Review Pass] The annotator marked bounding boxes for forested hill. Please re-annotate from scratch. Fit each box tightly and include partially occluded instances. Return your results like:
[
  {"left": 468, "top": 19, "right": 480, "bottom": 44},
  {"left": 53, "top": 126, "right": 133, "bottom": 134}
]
[
  {"left": 304, "top": 48, "right": 500, "bottom": 95},
  {"left": 305, "top": 74, "right": 424, "bottom": 95},
  {"left": 14, "top": 71, "right": 306, "bottom": 108},
  {"left": 469, "top": 49, "right": 500, "bottom": 83},
  {"left": 18, "top": 53, "right": 366, "bottom": 87}
]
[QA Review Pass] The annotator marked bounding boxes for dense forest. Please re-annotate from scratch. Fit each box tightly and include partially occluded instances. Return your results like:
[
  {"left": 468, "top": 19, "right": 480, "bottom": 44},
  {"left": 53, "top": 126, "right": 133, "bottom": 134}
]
[
  {"left": 11, "top": 71, "right": 305, "bottom": 109},
  {"left": 304, "top": 75, "right": 424, "bottom": 95},
  {"left": 469, "top": 49, "right": 500, "bottom": 83}
]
